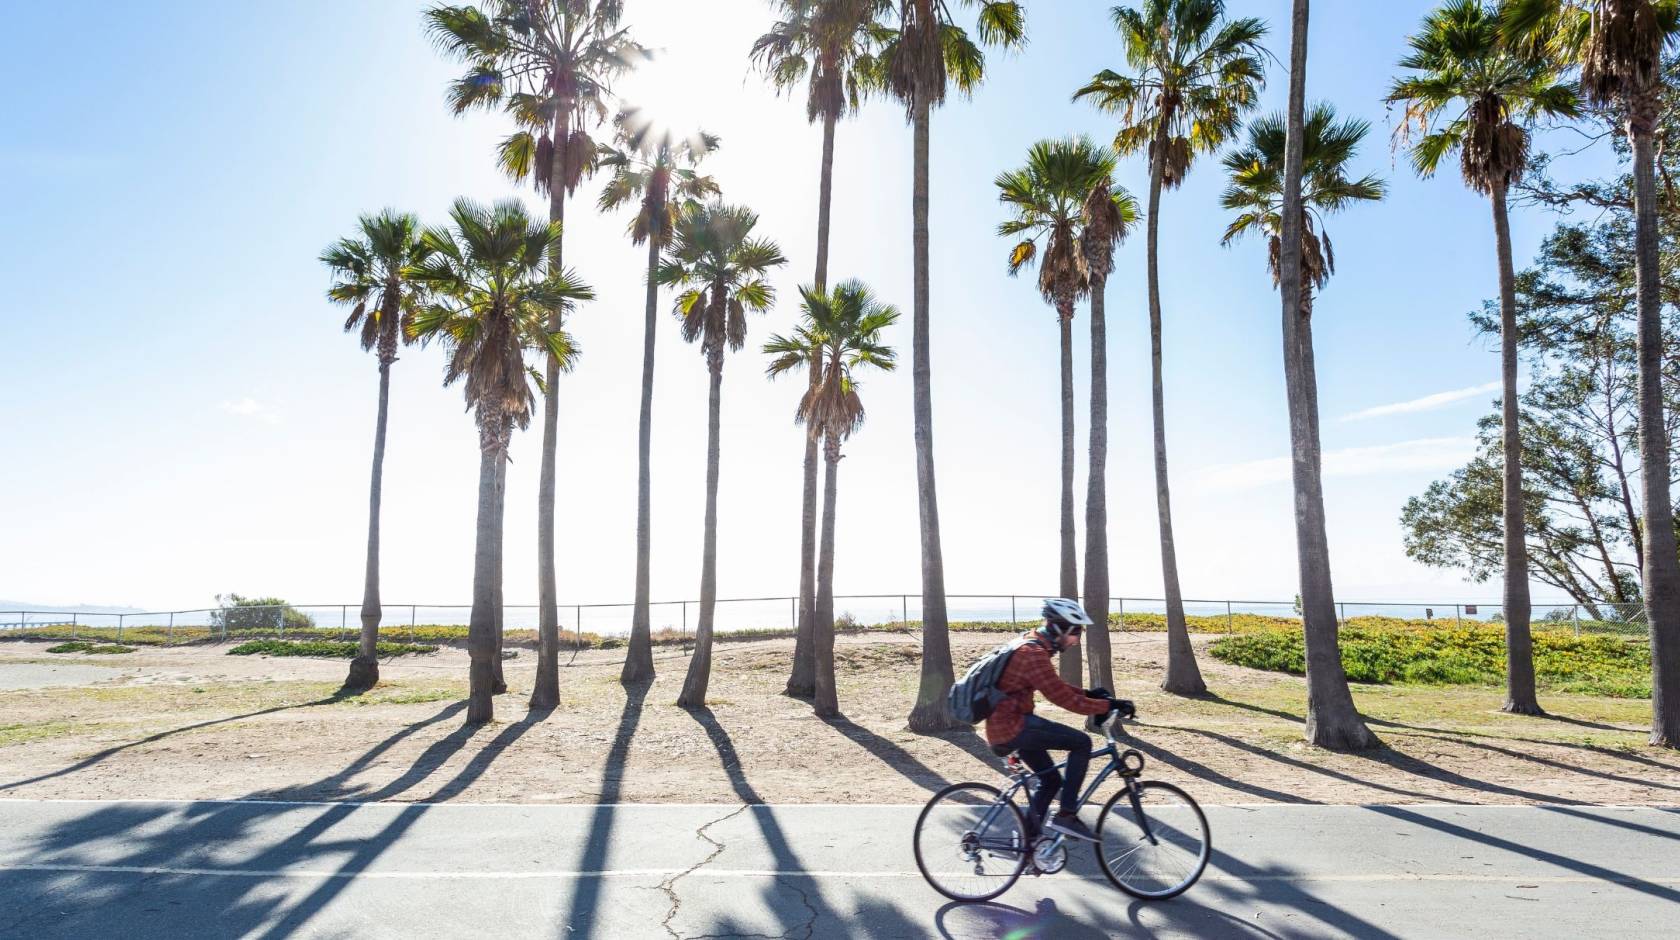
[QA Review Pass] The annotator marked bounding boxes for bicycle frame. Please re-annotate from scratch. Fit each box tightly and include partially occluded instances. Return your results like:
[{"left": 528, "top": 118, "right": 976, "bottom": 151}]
[{"left": 970, "top": 720, "right": 1156, "bottom": 858}]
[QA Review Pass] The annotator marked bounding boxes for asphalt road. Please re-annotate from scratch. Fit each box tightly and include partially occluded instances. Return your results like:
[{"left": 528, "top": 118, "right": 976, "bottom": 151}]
[{"left": 0, "top": 798, "right": 1676, "bottom": 938}]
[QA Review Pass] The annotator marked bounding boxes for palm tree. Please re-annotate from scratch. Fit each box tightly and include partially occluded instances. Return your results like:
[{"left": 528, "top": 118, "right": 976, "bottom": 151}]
[
  {"left": 996, "top": 137, "right": 1138, "bottom": 686},
  {"left": 1080, "top": 169, "right": 1137, "bottom": 703},
  {"left": 1387, "top": 0, "right": 1578, "bottom": 716},
  {"left": 753, "top": 0, "right": 890, "bottom": 702},
  {"left": 321, "top": 211, "right": 429, "bottom": 694},
  {"left": 661, "top": 202, "right": 788, "bottom": 708},
  {"left": 426, "top": 0, "right": 644, "bottom": 710},
  {"left": 1076, "top": 0, "right": 1266, "bottom": 697},
  {"left": 881, "top": 0, "right": 1027, "bottom": 732},
  {"left": 1501, "top": 0, "right": 1680, "bottom": 747},
  {"left": 409, "top": 198, "right": 591, "bottom": 724},
  {"left": 1221, "top": 101, "right": 1387, "bottom": 748},
  {"left": 765, "top": 281, "right": 899, "bottom": 717},
  {"left": 597, "top": 111, "right": 721, "bottom": 685}
]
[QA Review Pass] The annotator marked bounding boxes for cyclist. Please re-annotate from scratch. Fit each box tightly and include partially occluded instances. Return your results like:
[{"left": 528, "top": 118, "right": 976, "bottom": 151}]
[{"left": 985, "top": 598, "right": 1132, "bottom": 844}]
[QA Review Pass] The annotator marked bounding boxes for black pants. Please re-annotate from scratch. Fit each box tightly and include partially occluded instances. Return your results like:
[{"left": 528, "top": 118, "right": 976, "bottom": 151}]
[{"left": 1006, "top": 714, "right": 1091, "bottom": 828}]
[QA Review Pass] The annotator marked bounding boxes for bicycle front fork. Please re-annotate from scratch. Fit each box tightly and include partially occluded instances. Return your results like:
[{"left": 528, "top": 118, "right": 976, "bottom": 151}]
[{"left": 1125, "top": 778, "right": 1159, "bottom": 845}]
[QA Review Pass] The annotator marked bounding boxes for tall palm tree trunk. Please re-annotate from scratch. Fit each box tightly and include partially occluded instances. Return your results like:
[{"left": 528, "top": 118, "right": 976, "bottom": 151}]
[
  {"left": 1628, "top": 109, "right": 1680, "bottom": 747},
  {"left": 1057, "top": 304, "right": 1081, "bottom": 685},
  {"left": 623, "top": 233, "right": 661, "bottom": 685},
  {"left": 533, "top": 116, "right": 571, "bottom": 710},
  {"left": 1147, "top": 125, "right": 1205, "bottom": 697},
  {"left": 814, "top": 435, "right": 842, "bottom": 718},
  {"left": 678, "top": 344, "right": 725, "bottom": 708},
  {"left": 1083, "top": 274, "right": 1114, "bottom": 698},
  {"left": 815, "top": 110, "right": 836, "bottom": 289},
  {"left": 1288, "top": 288, "right": 1377, "bottom": 749},
  {"left": 467, "top": 431, "right": 506, "bottom": 724},
  {"left": 492, "top": 452, "right": 508, "bottom": 695},
  {"left": 908, "top": 89, "right": 957, "bottom": 732},
  {"left": 1279, "top": 0, "right": 1376, "bottom": 751},
  {"left": 346, "top": 347, "right": 394, "bottom": 693},
  {"left": 789, "top": 390, "right": 820, "bottom": 698},
  {"left": 789, "top": 110, "right": 841, "bottom": 700},
  {"left": 1491, "top": 182, "right": 1539, "bottom": 715}
]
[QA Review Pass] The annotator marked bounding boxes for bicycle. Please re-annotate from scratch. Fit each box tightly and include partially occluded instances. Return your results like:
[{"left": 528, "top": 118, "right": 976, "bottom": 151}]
[{"left": 912, "top": 710, "right": 1210, "bottom": 903}]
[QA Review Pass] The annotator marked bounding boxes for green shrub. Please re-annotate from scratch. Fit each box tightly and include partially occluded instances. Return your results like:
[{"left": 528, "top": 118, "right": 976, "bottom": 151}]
[
  {"left": 210, "top": 594, "right": 315, "bottom": 632},
  {"left": 46, "top": 641, "right": 136, "bottom": 654},
  {"left": 1209, "top": 626, "right": 1650, "bottom": 698},
  {"left": 227, "top": 640, "right": 438, "bottom": 658}
]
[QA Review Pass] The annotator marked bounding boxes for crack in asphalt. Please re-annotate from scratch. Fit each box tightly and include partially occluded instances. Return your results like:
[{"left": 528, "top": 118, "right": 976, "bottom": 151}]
[
  {"left": 773, "top": 874, "right": 819, "bottom": 940},
  {"left": 683, "top": 873, "right": 822, "bottom": 940},
  {"left": 654, "top": 804, "right": 751, "bottom": 940}
]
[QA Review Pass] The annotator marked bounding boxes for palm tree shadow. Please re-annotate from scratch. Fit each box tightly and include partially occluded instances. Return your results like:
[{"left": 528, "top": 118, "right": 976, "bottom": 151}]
[
  {"left": 1366, "top": 715, "right": 1680, "bottom": 774},
  {"left": 687, "top": 707, "right": 846, "bottom": 936},
  {"left": 3, "top": 699, "right": 545, "bottom": 939},
  {"left": 250, "top": 706, "right": 550, "bottom": 938},
  {"left": 0, "top": 689, "right": 360, "bottom": 793},
  {"left": 1120, "top": 729, "right": 1318, "bottom": 804},
  {"left": 560, "top": 679, "right": 649, "bottom": 937},
  {"left": 819, "top": 715, "right": 951, "bottom": 792},
  {"left": 1368, "top": 805, "right": 1680, "bottom": 906},
  {"left": 246, "top": 700, "right": 469, "bottom": 802}
]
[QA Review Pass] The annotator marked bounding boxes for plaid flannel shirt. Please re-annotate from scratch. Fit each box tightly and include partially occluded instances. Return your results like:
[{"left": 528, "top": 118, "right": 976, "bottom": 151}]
[{"left": 983, "top": 631, "right": 1108, "bottom": 747}]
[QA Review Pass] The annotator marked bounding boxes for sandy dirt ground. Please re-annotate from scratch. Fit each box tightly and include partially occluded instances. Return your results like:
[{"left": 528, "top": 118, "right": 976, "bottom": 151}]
[{"left": 1, "top": 632, "right": 1675, "bottom": 806}]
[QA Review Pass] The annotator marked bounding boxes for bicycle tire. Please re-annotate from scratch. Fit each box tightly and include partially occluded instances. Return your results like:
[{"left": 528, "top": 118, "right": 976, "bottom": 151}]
[
  {"left": 913, "top": 782, "right": 1029, "bottom": 902},
  {"left": 1094, "top": 780, "right": 1211, "bottom": 900}
]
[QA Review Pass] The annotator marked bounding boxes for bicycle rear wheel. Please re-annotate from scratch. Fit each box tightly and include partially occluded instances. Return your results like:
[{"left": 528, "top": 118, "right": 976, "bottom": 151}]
[
  {"left": 913, "top": 782, "right": 1028, "bottom": 902},
  {"left": 1095, "top": 781, "right": 1210, "bottom": 900}
]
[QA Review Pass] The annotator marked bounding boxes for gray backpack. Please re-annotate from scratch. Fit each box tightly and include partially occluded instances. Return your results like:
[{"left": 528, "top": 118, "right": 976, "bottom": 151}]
[{"left": 947, "top": 637, "right": 1032, "bottom": 723}]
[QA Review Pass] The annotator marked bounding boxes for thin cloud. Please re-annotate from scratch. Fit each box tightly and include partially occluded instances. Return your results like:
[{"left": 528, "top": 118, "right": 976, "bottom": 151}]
[
  {"left": 219, "top": 398, "right": 279, "bottom": 424},
  {"left": 1197, "top": 437, "right": 1477, "bottom": 491},
  {"left": 1339, "top": 381, "right": 1502, "bottom": 423}
]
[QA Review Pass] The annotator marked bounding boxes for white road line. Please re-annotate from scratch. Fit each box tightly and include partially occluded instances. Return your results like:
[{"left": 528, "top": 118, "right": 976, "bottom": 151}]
[
  {"left": 1, "top": 797, "right": 1673, "bottom": 810},
  {"left": 2, "top": 863, "right": 1677, "bottom": 885}
]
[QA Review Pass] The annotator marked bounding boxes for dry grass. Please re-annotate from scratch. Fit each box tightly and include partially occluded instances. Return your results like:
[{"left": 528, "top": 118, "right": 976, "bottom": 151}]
[{"left": 0, "top": 633, "right": 1673, "bottom": 807}]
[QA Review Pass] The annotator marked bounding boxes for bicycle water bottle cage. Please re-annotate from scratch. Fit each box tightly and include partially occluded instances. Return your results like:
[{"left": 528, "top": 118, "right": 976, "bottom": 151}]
[{"left": 1118, "top": 749, "right": 1146, "bottom": 778}]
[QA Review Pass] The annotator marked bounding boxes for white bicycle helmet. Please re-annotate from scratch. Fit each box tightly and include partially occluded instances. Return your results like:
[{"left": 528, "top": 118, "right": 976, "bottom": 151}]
[{"left": 1040, "top": 598, "right": 1094, "bottom": 638}]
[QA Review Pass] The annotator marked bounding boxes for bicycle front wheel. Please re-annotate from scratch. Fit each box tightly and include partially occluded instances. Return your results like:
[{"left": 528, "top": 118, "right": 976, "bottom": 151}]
[
  {"left": 913, "top": 782, "right": 1029, "bottom": 902},
  {"left": 1095, "top": 781, "right": 1210, "bottom": 900}
]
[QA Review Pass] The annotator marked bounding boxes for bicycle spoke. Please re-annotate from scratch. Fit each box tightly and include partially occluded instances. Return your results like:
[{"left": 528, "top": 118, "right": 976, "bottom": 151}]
[
  {"left": 914, "top": 783, "right": 1028, "bottom": 902},
  {"left": 1097, "top": 782, "right": 1209, "bottom": 900}
]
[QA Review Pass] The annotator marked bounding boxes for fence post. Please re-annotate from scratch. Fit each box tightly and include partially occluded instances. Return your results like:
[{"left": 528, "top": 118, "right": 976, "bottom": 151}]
[
  {"left": 410, "top": 605, "right": 416, "bottom": 644},
  {"left": 1573, "top": 605, "right": 1580, "bottom": 637},
  {"left": 1226, "top": 601, "right": 1234, "bottom": 634},
  {"left": 168, "top": 612, "right": 175, "bottom": 646},
  {"left": 341, "top": 605, "right": 348, "bottom": 640},
  {"left": 279, "top": 605, "right": 285, "bottom": 641},
  {"left": 682, "top": 601, "right": 689, "bottom": 655},
  {"left": 1455, "top": 605, "right": 1461, "bottom": 629},
  {"left": 117, "top": 614, "right": 124, "bottom": 644},
  {"left": 576, "top": 605, "right": 582, "bottom": 652},
  {"left": 790, "top": 596, "right": 796, "bottom": 631},
  {"left": 902, "top": 595, "right": 908, "bottom": 625},
  {"left": 1118, "top": 597, "right": 1124, "bottom": 632},
  {"left": 72, "top": 613, "right": 78, "bottom": 641},
  {"left": 1337, "top": 603, "right": 1346, "bottom": 627},
  {"left": 1011, "top": 595, "right": 1017, "bottom": 626}
]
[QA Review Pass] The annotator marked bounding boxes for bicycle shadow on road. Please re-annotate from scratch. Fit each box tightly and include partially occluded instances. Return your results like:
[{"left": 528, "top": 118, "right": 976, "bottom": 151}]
[{"left": 935, "top": 898, "right": 1113, "bottom": 939}]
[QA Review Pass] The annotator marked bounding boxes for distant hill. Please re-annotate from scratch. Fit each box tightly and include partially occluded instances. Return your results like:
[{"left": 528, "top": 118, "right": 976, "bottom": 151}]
[{"left": 0, "top": 600, "right": 146, "bottom": 614}]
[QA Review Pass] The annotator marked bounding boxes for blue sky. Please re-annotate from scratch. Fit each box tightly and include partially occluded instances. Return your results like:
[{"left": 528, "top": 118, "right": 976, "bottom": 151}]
[{"left": 0, "top": 0, "right": 1617, "bottom": 614}]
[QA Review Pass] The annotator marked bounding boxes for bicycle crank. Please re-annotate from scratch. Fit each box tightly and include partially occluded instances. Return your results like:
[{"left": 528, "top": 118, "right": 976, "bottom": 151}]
[{"left": 1030, "top": 836, "right": 1068, "bottom": 875}]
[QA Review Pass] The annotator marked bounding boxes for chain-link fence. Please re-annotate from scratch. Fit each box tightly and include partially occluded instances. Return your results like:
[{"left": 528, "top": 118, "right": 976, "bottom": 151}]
[{"left": 0, "top": 595, "right": 1652, "bottom": 649}]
